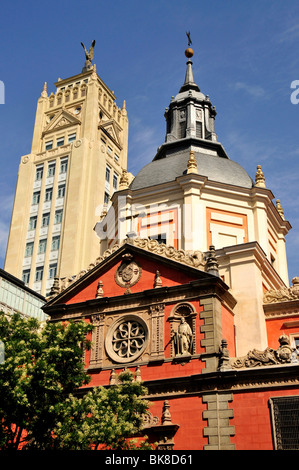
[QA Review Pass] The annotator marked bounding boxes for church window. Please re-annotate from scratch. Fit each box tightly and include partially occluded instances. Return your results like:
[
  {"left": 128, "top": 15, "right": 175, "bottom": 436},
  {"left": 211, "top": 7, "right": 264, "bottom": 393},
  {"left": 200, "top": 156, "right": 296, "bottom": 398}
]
[
  {"left": 179, "top": 121, "right": 186, "bottom": 139},
  {"left": 150, "top": 233, "right": 167, "bottom": 245},
  {"left": 196, "top": 121, "right": 202, "bottom": 138},
  {"left": 270, "top": 396, "right": 299, "bottom": 449},
  {"left": 105, "top": 316, "right": 148, "bottom": 364}
]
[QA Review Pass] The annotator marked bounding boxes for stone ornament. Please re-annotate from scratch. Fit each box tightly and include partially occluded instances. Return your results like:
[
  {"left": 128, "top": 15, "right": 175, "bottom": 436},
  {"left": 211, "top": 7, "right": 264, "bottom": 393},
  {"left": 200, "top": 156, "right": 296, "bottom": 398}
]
[
  {"left": 255, "top": 164, "right": 266, "bottom": 188},
  {"left": 96, "top": 280, "right": 104, "bottom": 298},
  {"left": 231, "top": 333, "right": 295, "bottom": 369},
  {"left": 47, "top": 238, "right": 206, "bottom": 300},
  {"left": 187, "top": 149, "right": 198, "bottom": 174},
  {"left": 105, "top": 315, "right": 148, "bottom": 364},
  {"left": 263, "top": 277, "right": 299, "bottom": 304},
  {"left": 154, "top": 270, "right": 162, "bottom": 288},
  {"left": 114, "top": 253, "right": 142, "bottom": 292}
]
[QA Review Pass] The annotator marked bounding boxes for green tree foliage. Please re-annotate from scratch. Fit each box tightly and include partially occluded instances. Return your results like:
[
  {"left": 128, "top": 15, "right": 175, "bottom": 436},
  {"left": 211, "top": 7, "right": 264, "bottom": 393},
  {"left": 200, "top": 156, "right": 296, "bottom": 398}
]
[{"left": 0, "top": 312, "right": 151, "bottom": 450}]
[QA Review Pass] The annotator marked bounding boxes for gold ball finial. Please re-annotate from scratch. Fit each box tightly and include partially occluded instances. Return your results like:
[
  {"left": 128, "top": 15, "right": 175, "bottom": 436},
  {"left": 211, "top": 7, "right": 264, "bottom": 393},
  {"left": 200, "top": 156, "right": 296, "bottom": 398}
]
[{"left": 185, "top": 47, "right": 194, "bottom": 58}]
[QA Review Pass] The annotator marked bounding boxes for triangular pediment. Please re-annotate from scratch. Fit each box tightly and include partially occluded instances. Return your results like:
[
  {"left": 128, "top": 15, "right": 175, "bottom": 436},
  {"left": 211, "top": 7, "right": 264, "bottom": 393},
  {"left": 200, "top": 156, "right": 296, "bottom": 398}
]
[
  {"left": 99, "top": 120, "right": 122, "bottom": 149},
  {"left": 44, "top": 238, "right": 225, "bottom": 310},
  {"left": 43, "top": 108, "right": 81, "bottom": 135}
]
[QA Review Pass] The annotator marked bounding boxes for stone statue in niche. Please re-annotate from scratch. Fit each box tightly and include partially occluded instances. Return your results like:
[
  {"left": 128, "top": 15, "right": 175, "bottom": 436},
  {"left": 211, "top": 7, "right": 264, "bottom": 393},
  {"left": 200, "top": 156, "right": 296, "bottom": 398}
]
[{"left": 171, "top": 317, "right": 193, "bottom": 356}]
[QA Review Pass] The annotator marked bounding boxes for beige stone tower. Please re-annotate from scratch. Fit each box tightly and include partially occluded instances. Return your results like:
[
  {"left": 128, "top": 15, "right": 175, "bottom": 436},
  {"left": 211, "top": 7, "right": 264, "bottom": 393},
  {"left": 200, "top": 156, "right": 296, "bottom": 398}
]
[{"left": 4, "top": 41, "right": 129, "bottom": 296}]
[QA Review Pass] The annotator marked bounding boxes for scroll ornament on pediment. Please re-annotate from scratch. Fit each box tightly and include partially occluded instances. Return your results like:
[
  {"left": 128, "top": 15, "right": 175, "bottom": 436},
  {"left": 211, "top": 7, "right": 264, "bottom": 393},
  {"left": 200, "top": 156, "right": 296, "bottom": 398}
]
[
  {"left": 47, "top": 238, "right": 206, "bottom": 300},
  {"left": 263, "top": 277, "right": 299, "bottom": 304},
  {"left": 219, "top": 333, "right": 299, "bottom": 370}
]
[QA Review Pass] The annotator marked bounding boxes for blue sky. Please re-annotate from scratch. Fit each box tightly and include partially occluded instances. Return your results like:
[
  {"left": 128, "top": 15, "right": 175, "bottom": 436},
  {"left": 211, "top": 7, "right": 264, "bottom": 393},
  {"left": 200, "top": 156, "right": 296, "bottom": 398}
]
[{"left": 0, "top": 0, "right": 299, "bottom": 283}]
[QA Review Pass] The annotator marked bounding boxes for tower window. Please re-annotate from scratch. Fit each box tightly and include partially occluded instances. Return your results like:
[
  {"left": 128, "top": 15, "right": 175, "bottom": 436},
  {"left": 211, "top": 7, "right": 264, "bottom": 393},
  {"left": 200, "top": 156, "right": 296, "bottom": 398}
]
[
  {"left": 105, "top": 165, "right": 111, "bottom": 182},
  {"left": 28, "top": 216, "right": 37, "bottom": 230},
  {"left": 22, "top": 269, "right": 30, "bottom": 285},
  {"left": 42, "top": 213, "right": 50, "bottom": 227},
  {"left": 47, "top": 162, "right": 56, "bottom": 177},
  {"left": 57, "top": 185, "right": 65, "bottom": 199},
  {"left": 45, "top": 140, "right": 53, "bottom": 151},
  {"left": 51, "top": 236, "right": 60, "bottom": 251},
  {"left": 60, "top": 158, "right": 68, "bottom": 174},
  {"left": 38, "top": 239, "right": 47, "bottom": 254},
  {"left": 45, "top": 188, "right": 53, "bottom": 202},
  {"left": 49, "top": 263, "right": 57, "bottom": 279},
  {"left": 35, "top": 267, "right": 43, "bottom": 282},
  {"left": 35, "top": 166, "right": 44, "bottom": 181},
  {"left": 104, "top": 192, "right": 110, "bottom": 205},
  {"left": 25, "top": 242, "right": 34, "bottom": 258},
  {"left": 113, "top": 173, "right": 118, "bottom": 190},
  {"left": 54, "top": 209, "right": 63, "bottom": 225},
  {"left": 32, "top": 191, "right": 40, "bottom": 205}
]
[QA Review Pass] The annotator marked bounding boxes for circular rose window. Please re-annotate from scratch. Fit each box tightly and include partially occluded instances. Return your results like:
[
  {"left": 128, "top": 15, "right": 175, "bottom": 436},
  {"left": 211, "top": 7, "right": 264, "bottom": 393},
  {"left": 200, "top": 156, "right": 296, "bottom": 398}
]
[{"left": 105, "top": 316, "right": 148, "bottom": 363}]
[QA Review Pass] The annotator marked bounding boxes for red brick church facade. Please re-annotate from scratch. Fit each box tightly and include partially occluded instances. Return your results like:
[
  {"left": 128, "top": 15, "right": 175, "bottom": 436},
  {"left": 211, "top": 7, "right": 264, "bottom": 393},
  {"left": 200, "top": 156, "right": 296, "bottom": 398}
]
[{"left": 44, "top": 238, "right": 299, "bottom": 450}]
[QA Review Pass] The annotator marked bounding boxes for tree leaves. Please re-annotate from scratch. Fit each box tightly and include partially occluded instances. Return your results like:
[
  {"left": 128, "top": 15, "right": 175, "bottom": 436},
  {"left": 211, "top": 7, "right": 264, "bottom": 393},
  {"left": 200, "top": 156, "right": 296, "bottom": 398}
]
[{"left": 0, "top": 312, "right": 152, "bottom": 450}]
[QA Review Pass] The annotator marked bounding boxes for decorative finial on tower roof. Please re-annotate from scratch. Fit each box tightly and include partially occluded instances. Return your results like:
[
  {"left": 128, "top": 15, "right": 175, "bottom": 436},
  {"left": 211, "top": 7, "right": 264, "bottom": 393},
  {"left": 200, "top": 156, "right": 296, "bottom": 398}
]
[
  {"left": 119, "top": 168, "right": 130, "bottom": 189},
  {"left": 41, "top": 82, "right": 47, "bottom": 98},
  {"left": 255, "top": 165, "right": 266, "bottom": 188},
  {"left": 180, "top": 32, "right": 199, "bottom": 93},
  {"left": 122, "top": 100, "right": 127, "bottom": 116},
  {"left": 81, "top": 39, "right": 96, "bottom": 73},
  {"left": 185, "top": 31, "right": 194, "bottom": 58},
  {"left": 276, "top": 199, "right": 285, "bottom": 220},
  {"left": 187, "top": 149, "right": 198, "bottom": 174}
]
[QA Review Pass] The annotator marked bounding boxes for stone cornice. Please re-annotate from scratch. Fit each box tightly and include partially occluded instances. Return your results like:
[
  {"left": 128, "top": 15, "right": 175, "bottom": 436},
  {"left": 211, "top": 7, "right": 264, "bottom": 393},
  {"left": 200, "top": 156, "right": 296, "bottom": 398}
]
[{"left": 77, "top": 364, "right": 299, "bottom": 399}]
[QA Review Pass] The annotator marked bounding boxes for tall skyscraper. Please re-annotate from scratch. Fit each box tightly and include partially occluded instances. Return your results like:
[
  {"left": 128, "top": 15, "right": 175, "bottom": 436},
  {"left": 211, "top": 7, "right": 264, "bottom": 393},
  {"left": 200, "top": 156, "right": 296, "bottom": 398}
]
[{"left": 4, "top": 42, "right": 129, "bottom": 296}]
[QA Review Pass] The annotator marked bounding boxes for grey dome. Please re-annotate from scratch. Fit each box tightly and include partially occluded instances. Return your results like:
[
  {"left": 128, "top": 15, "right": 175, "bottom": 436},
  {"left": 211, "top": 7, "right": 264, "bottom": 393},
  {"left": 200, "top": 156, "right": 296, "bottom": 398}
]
[{"left": 130, "top": 149, "right": 253, "bottom": 191}]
